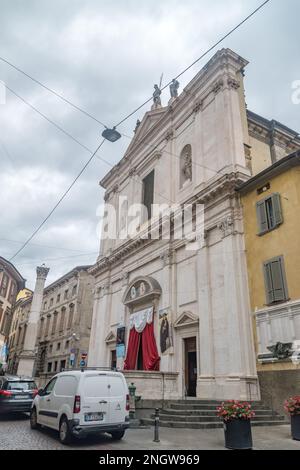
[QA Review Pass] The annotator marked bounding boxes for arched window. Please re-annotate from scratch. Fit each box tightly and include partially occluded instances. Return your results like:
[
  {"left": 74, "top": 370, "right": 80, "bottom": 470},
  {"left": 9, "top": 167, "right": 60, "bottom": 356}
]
[{"left": 180, "top": 144, "right": 192, "bottom": 188}]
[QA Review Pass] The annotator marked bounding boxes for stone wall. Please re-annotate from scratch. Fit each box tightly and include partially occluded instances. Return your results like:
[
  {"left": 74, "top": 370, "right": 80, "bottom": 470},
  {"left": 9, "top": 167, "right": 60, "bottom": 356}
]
[
  {"left": 123, "top": 371, "right": 179, "bottom": 400},
  {"left": 258, "top": 370, "right": 300, "bottom": 414}
]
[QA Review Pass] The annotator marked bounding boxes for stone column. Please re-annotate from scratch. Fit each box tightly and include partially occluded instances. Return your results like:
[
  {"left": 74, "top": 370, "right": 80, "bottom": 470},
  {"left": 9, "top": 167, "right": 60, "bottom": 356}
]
[
  {"left": 196, "top": 232, "right": 216, "bottom": 398},
  {"left": 17, "top": 265, "right": 49, "bottom": 377}
]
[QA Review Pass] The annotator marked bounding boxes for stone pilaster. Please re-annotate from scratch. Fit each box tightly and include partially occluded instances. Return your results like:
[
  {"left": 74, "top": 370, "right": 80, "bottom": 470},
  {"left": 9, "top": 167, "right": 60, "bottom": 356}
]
[{"left": 17, "top": 265, "right": 49, "bottom": 377}]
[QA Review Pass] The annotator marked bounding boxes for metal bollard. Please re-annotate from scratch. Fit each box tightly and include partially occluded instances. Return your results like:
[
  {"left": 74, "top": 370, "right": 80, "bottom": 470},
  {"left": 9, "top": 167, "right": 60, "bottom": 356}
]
[
  {"left": 153, "top": 408, "right": 160, "bottom": 443},
  {"left": 128, "top": 382, "right": 136, "bottom": 420}
]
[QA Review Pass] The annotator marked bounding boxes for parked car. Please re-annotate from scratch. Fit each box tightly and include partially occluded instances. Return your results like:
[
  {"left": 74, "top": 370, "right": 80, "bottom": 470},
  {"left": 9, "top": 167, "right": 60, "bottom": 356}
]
[
  {"left": 30, "top": 369, "right": 130, "bottom": 444},
  {"left": 0, "top": 375, "right": 38, "bottom": 414}
]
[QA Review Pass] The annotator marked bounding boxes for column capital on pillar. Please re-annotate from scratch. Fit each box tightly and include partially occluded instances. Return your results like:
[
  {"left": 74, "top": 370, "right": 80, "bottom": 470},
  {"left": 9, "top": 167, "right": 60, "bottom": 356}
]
[{"left": 36, "top": 265, "right": 50, "bottom": 280}]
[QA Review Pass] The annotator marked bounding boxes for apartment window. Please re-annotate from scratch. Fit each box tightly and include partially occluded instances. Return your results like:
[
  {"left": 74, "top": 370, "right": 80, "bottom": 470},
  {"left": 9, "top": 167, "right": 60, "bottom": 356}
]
[
  {"left": 65, "top": 340, "right": 70, "bottom": 350},
  {"left": 263, "top": 256, "right": 289, "bottom": 305},
  {"left": 57, "top": 342, "right": 61, "bottom": 351},
  {"left": 49, "top": 344, "right": 53, "bottom": 354},
  {"left": 67, "top": 304, "right": 74, "bottom": 329},
  {"left": 49, "top": 298, "right": 54, "bottom": 307},
  {"left": 72, "top": 285, "right": 77, "bottom": 297},
  {"left": 0, "top": 274, "right": 9, "bottom": 298},
  {"left": 51, "top": 312, "right": 58, "bottom": 335},
  {"left": 38, "top": 318, "right": 44, "bottom": 339},
  {"left": 54, "top": 361, "right": 58, "bottom": 372},
  {"left": 60, "top": 360, "right": 66, "bottom": 371},
  {"left": 111, "top": 350, "right": 117, "bottom": 369},
  {"left": 0, "top": 302, "right": 3, "bottom": 327},
  {"left": 64, "top": 290, "right": 69, "bottom": 300},
  {"left": 45, "top": 315, "right": 51, "bottom": 337},
  {"left": 43, "top": 301, "right": 47, "bottom": 310},
  {"left": 59, "top": 307, "right": 66, "bottom": 332},
  {"left": 56, "top": 294, "right": 61, "bottom": 304},
  {"left": 142, "top": 170, "right": 154, "bottom": 221},
  {"left": 256, "top": 193, "right": 283, "bottom": 235},
  {"left": 8, "top": 281, "right": 17, "bottom": 304},
  {"left": 47, "top": 362, "right": 52, "bottom": 373}
]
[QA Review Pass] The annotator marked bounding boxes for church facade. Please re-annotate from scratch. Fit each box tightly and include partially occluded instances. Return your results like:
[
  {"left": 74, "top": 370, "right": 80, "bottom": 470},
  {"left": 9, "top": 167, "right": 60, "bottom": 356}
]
[{"left": 88, "top": 48, "right": 273, "bottom": 401}]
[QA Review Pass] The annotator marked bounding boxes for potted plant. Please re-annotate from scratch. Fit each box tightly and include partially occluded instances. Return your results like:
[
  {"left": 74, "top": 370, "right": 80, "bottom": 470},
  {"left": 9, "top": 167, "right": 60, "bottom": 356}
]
[
  {"left": 217, "top": 400, "right": 255, "bottom": 450},
  {"left": 284, "top": 396, "right": 300, "bottom": 440}
]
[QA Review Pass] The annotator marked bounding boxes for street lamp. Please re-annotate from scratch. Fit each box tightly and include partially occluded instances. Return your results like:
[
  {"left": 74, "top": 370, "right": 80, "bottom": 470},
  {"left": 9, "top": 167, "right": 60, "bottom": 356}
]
[{"left": 102, "top": 127, "right": 121, "bottom": 143}]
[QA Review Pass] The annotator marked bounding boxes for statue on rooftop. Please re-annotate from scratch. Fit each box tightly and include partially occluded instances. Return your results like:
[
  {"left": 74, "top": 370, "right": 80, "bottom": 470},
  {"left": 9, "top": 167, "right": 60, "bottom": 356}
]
[
  {"left": 170, "top": 79, "right": 180, "bottom": 99},
  {"left": 153, "top": 84, "right": 162, "bottom": 107}
]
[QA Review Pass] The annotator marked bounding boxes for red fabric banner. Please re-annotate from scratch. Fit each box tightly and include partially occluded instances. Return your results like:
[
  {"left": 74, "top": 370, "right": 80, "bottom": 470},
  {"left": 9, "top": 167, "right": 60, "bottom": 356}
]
[
  {"left": 123, "top": 327, "right": 140, "bottom": 370},
  {"left": 142, "top": 322, "right": 160, "bottom": 371}
]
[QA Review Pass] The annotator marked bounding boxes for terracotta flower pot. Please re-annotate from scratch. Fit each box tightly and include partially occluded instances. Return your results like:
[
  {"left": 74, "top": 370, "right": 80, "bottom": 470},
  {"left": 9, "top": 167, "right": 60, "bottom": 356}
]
[{"left": 224, "top": 418, "right": 253, "bottom": 450}]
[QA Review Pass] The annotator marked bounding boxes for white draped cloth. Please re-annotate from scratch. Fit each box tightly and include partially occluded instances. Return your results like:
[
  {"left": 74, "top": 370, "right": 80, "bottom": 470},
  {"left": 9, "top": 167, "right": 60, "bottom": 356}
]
[{"left": 129, "top": 307, "right": 153, "bottom": 333}]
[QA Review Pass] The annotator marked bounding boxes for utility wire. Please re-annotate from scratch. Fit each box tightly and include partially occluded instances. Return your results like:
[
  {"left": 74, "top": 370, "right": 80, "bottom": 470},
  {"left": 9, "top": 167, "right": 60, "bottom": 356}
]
[
  {"left": 0, "top": 237, "right": 97, "bottom": 253},
  {"left": 0, "top": 55, "right": 107, "bottom": 128},
  {"left": 114, "top": 0, "right": 271, "bottom": 128},
  {"left": 5, "top": 85, "right": 113, "bottom": 169},
  {"left": 4, "top": 0, "right": 271, "bottom": 260},
  {"left": 0, "top": 0, "right": 271, "bottom": 132},
  {"left": 9, "top": 138, "right": 106, "bottom": 261}
]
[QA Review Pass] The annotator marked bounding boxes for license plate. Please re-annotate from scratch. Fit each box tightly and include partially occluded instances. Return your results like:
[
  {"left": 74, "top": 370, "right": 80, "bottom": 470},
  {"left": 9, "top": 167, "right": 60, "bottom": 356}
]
[
  {"left": 14, "top": 395, "right": 30, "bottom": 400},
  {"left": 84, "top": 412, "right": 104, "bottom": 422}
]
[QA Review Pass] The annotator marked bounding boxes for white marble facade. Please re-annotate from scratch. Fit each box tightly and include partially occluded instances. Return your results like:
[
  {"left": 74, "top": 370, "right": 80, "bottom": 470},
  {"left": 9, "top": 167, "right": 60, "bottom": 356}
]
[{"left": 88, "top": 49, "right": 260, "bottom": 401}]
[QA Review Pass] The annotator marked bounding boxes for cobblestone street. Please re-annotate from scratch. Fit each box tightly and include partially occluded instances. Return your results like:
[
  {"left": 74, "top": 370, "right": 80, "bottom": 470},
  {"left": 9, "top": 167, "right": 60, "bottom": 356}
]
[{"left": 0, "top": 413, "right": 299, "bottom": 450}]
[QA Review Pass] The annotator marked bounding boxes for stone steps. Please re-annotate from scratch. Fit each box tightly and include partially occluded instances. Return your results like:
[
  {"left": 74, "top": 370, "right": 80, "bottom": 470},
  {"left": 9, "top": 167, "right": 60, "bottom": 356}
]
[
  {"left": 160, "top": 408, "right": 278, "bottom": 416},
  {"left": 152, "top": 413, "right": 285, "bottom": 423},
  {"left": 139, "top": 400, "right": 287, "bottom": 430},
  {"left": 141, "top": 418, "right": 286, "bottom": 429},
  {"left": 168, "top": 403, "right": 270, "bottom": 410}
]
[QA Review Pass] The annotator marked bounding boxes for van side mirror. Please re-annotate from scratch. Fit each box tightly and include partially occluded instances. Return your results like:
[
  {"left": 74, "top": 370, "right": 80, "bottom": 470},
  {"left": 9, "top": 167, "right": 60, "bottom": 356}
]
[{"left": 38, "top": 388, "right": 44, "bottom": 396}]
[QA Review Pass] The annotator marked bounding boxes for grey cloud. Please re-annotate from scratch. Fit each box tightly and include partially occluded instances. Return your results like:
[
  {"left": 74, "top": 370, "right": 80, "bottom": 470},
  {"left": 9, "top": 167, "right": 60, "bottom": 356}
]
[{"left": 0, "top": 0, "right": 299, "bottom": 287}]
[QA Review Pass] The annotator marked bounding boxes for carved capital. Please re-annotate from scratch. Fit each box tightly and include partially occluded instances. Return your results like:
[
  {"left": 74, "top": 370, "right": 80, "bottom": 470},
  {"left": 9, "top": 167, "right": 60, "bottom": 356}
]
[
  {"left": 121, "top": 271, "right": 129, "bottom": 287},
  {"left": 129, "top": 167, "right": 137, "bottom": 177},
  {"left": 165, "top": 129, "right": 174, "bottom": 141},
  {"left": 212, "top": 79, "right": 224, "bottom": 95},
  {"left": 227, "top": 77, "right": 240, "bottom": 90},
  {"left": 36, "top": 265, "right": 50, "bottom": 280},
  {"left": 160, "top": 248, "right": 174, "bottom": 267},
  {"left": 193, "top": 100, "right": 203, "bottom": 114},
  {"left": 218, "top": 215, "right": 235, "bottom": 239}
]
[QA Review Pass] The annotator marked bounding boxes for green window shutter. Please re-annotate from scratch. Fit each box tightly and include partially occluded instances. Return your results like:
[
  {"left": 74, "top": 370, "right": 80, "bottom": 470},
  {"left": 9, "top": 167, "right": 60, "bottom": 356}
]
[
  {"left": 264, "top": 257, "right": 288, "bottom": 304},
  {"left": 256, "top": 200, "right": 268, "bottom": 234},
  {"left": 272, "top": 193, "right": 283, "bottom": 226},
  {"left": 270, "top": 257, "right": 287, "bottom": 302},
  {"left": 263, "top": 262, "right": 274, "bottom": 304}
]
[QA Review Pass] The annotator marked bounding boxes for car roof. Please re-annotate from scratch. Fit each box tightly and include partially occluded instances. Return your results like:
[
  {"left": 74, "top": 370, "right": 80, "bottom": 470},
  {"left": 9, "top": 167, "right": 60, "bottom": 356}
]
[
  {"left": 4, "top": 374, "right": 34, "bottom": 381},
  {"left": 55, "top": 370, "right": 124, "bottom": 378}
]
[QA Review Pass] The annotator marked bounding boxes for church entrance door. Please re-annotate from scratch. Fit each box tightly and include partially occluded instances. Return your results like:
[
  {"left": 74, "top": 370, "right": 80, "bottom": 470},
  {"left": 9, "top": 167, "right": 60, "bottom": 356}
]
[{"left": 184, "top": 337, "right": 197, "bottom": 397}]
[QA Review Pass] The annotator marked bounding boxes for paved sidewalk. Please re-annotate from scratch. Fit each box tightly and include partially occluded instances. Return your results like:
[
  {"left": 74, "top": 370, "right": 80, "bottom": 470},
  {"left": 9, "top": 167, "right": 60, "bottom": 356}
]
[{"left": 0, "top": 414, "right": 299, "bottom": 450}]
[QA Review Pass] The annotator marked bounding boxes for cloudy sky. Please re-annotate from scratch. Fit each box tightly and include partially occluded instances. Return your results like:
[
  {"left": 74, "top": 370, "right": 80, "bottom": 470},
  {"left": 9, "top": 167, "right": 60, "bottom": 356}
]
[{"left": 0, "top": 0, "right": 299, "bottom": 289}]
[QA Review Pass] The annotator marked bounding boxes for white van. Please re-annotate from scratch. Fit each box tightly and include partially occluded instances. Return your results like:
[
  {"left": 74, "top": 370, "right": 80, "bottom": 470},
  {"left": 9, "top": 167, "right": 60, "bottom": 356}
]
[{"left": 30, "top": 369, "right": 130, "bottom": 444}]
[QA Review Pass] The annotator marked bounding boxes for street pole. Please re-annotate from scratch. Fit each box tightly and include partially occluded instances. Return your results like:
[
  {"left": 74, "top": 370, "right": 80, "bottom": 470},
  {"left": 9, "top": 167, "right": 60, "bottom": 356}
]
[{"left": 153, "top": 408, "right": 160, "bottom": 443}]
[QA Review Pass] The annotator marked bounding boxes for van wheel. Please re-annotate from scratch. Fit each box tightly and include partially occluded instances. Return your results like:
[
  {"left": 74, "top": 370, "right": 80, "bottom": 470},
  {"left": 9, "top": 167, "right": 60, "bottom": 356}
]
[
  {"left": 30, "top": 408, "right": 40, "bottom": 430},
  {"left": 59, "top": 416, "right": 72, "bottom": 445},
  {"left": 110, "top": 430, "right": 125, "bottom": 440}
]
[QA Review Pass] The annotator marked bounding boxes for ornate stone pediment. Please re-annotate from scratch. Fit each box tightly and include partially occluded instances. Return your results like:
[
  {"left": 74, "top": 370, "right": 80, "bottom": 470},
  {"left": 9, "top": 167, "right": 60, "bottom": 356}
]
[
  {"left": 174, "top": 311, "right": 199, "bottom": 329},
  {"left": 123, "top": 276, "right": 162, "bottom": 307},
  {"left": 105, "top": 331, "right": 116, "bottom": 344}
]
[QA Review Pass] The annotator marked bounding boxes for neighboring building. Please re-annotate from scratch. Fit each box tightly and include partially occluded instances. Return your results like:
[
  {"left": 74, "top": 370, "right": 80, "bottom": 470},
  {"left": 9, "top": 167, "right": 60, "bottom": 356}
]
[
  {"left": 8, "top": 266, "right": 94, "bottom": 384},
  {"left": 238, "top": 149, "right": 300, "bottom": 411},
  {"left": 7, "top": 291, "right": 33, "bottom": 374},
  {"left": 88, "top": 48, "right": 298, "bottom": 401},
  {"left": 35, "top": 265, "right": 94, "bottom": 384},
  {"left": 0, "top": 256, "right": 26, "bottom": 364}
]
